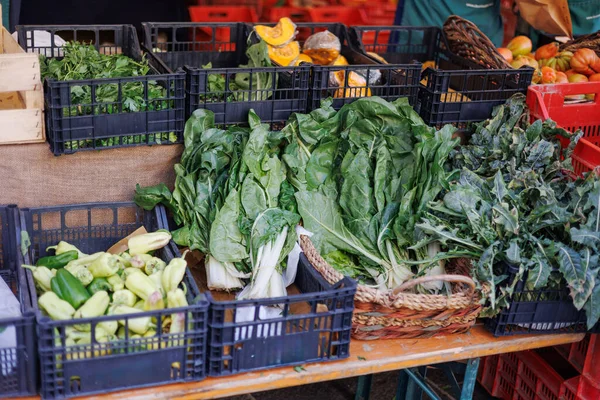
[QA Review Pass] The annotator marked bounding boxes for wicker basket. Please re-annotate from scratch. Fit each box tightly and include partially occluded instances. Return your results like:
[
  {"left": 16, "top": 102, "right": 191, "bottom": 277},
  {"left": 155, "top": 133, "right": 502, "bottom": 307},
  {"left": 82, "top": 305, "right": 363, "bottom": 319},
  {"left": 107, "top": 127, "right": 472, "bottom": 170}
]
[
  {"left": 443, "top": 15, "right": 512, "bottom": 70},
  {"left": 299, "top": 235, "right": 483, "bottom": 340},
  {"left": 560, "top": 32, "right": 600, "bottom": 57}
]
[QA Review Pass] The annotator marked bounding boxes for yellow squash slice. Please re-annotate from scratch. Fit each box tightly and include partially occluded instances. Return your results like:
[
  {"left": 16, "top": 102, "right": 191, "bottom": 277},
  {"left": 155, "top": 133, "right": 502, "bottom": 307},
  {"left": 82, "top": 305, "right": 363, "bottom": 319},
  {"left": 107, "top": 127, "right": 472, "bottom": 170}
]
[
  {"left": 268, "top": 41, "right": 300, "bottom": 66},
  {"left": 255, "top": 18, "right": 297, "bottom": 47}
]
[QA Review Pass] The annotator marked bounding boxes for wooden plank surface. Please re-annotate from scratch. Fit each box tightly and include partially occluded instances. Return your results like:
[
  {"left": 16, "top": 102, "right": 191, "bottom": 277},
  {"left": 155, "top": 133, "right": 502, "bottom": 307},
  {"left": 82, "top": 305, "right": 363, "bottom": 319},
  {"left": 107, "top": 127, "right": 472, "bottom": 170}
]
[{"left": 30, "top": 325, "right": 581, "bottom": 400}]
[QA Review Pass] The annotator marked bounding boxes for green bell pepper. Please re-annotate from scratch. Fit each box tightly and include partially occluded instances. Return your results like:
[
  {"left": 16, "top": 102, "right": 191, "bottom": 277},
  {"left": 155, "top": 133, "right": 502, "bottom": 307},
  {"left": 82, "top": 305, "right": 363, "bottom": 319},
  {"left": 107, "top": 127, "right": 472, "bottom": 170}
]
[
  {"left": 87, "top": 277, "right": 112, "bottom": 296},
  {"left": 54, "top": 268, "right": 91, "bottom": 309},
  {"left": 36, "top": 250, "right": 79, "bottom": 269}
]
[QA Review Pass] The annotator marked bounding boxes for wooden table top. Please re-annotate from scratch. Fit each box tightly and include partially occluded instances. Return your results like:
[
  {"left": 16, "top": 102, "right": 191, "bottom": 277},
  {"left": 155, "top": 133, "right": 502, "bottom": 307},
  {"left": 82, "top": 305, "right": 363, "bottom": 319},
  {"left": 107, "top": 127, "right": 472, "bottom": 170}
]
[{"left": 42, "top": 324, "right": 583, "bottom": 400}]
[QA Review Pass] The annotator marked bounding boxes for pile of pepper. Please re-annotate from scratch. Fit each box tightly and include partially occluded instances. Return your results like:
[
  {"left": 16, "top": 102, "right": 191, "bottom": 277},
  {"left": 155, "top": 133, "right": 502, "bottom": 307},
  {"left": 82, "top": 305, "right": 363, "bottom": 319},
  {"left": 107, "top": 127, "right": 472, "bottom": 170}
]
[{"left": 23, "top": 231, "right": 191, "bottom": 351}]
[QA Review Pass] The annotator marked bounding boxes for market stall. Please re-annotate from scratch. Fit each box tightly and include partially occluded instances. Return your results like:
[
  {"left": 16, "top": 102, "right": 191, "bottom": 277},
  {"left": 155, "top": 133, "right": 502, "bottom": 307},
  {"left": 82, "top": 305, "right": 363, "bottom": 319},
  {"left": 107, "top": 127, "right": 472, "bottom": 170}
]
[{"left": 1, "top": 2, "right": 600, "bottom": 400}]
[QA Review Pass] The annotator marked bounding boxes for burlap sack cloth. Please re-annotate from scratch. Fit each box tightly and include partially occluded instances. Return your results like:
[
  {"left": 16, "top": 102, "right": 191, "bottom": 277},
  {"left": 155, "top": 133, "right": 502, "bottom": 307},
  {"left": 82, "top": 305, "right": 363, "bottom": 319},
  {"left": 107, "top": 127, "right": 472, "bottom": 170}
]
[{"left": 0, "top": 143, "right": 181, "bottom": 207}]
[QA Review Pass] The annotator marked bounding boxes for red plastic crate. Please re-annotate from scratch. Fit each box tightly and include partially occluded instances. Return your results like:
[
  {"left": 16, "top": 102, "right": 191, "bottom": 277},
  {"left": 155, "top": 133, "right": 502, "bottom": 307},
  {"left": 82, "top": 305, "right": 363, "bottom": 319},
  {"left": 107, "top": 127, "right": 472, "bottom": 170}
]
[
  {"left": 527, "top": 82, "right": 600, "bottom": 175},
  {"left": 478, "top": 352, "right": 518, "bottom": 399},
  {"left": 269, "top": 7, "right": 310, "bottom": 23},
  {"left": 194, "top": 0, "right": 264, "bottom": 17},
  {"left": 308, "top": 7, "right": 367, "bottom": 25},
  {"left": 514, "top": 351, "right": 564, "bottom": 400},
  {"left": 188, "top": 6, "right": 258, "bottom": 44},
  {"left": 478, "top": 355, "right": 500, "bottom": 395},
  {"left": 362, "top": 4, "right": 396, "bottom": 26},
  {"left": 580, "top": 335, "right": 600, "bottom": 397},
  {"left": 560, "top": 377, "right": 580, "bottom": 400},
  {"left": 189, "top": 6, "right": 259, "bottom": 23},
  {"left": 568, "top": 335, "right": 590, "bottom": 374}
]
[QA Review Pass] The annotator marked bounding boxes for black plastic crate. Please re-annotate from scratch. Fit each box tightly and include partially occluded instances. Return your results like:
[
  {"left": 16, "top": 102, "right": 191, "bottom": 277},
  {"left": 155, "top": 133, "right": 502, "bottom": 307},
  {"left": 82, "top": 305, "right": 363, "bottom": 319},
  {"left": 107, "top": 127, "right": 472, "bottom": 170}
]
[
  {"left": 142, "top": 22, "right": 251, "bottom": 71},
  {"left": 186, "top": 64, "right": 310, "bottom": 128},
  {"left": 19, "top": 202, "right": 209, "bottom": 398},
  {"left": 17, "top": 24, "right": 186, "bottom": 155},
  {"left": 301, "top": 24, "right": 420, "bottom": 110},
  {"left": 162, "top": 221, "right": 356, "bottom": 376},
  {"left": 486, "top": 263, "right": 588, "bottom": 337},
  {"left": 0, "top": 205, "right": 38, "bottom": 397},
  {"left": 352, "top": 26, "right": 534, "bottom": 126},
  {"left": 0, "top": 205, "right": 17, "bottom": 271}
]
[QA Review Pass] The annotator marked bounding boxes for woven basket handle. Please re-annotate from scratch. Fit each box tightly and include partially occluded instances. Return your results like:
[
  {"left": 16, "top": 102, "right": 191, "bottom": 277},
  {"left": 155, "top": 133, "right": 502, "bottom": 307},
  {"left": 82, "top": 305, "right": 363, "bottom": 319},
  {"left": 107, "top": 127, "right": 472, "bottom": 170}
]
[
  {"left": 392, "top": 274, "right": 476, "bottom": 296},
  {"left": 299, "top": 234, "right": 345, "bottom": 286}
]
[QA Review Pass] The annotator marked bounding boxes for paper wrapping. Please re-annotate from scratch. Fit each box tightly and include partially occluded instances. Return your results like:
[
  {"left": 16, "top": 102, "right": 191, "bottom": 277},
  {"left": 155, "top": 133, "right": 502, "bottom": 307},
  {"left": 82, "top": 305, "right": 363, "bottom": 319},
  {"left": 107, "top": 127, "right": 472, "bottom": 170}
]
[{"left": 516, "top": 0, "right": 573, "bottom": 38}]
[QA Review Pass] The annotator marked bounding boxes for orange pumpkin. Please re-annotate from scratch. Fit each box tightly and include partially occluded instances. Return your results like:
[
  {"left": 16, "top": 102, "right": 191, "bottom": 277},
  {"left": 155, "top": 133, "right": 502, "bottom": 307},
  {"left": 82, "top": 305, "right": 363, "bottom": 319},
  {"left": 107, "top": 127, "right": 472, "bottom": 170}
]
[
  {"left": 507, "top": 36, "right": 532, "bottom": 57},
  {"left": 570, "top": 48, "right": 599, "bottom": 76},
  {"left": 497, "top": 47, "right": 513, "bottom": 63},
  {"left": 568, "top": 73, "right": 589, "bottom": 83},
  {"left": 589, "top": 73, "right": 600, "bottom": 82},
  {"left": 555, "top": 71, "right": 568, "bottom": 83},
  {"left": 535, "top": 42, "right": 559, "bottom": 61},
  {"left": 540, "top": 66, "right": 557, "bottom": 84}
]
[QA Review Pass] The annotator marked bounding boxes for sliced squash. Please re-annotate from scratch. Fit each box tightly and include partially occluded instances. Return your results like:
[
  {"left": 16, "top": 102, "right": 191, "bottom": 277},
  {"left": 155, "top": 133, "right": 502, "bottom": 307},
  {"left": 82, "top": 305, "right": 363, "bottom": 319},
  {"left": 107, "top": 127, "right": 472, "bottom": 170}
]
[
  {"left": 268, "top": 41, "right": 300, "bottom": 66},
  {"left": 331, "top": 55, "right": 349, "bottom": 66},
  {"left": 293, "top": 53, "right": 313, "bottom": 66},
  {"left": 255, "top": 18, "right": 297, "bottom": 47},
  {"left": 333, "top": 71, "right": 371, "bottom": 98},
  {"left": 303, "top": 30, "right": 341, "bottom": 65},
  {"left": 367, "top": 52, "right": 388, "bottom": 64}
]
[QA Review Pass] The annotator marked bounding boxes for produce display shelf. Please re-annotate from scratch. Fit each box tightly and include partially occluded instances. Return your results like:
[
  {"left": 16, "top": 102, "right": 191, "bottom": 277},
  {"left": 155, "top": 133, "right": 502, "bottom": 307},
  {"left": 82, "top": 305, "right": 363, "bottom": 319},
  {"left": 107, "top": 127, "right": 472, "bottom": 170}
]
[{"left": 19, "top": 202, "right": 208, "bottom": 399}]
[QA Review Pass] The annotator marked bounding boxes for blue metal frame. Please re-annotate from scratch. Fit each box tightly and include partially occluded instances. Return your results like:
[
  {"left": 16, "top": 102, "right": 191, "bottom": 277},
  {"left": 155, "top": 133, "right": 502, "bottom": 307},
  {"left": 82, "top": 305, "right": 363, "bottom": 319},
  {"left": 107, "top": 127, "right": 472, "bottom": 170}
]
[{"left": 356, "top": 358, "right": 481, "bottom": 400}]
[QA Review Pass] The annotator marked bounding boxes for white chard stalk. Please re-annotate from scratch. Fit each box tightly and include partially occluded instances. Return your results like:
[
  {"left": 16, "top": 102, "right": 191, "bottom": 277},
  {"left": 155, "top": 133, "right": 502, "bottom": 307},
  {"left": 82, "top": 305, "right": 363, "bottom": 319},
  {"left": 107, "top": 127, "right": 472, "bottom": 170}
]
[
  {"left": 420, "top": 242, "right": 445, "bottom": 292},
  {"left": 386, "top": 241, "right": 414, "bottom": 290},
  {"left": 244, "top": 226, "right": 289, "bottom": 300},
  {"left": 206, "top": 255, "right": 251, "bottom": 291}
]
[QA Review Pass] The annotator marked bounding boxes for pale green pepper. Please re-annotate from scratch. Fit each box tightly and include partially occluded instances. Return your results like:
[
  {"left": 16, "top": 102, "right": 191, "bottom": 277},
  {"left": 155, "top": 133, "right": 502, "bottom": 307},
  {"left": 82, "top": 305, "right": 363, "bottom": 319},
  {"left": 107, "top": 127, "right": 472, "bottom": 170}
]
[
  {"left": 167, "top": 288, "right": 188, "bottom": 309},
  {"left": 143, "top": 290, "right": 165, "bottom": 311},
  {"left": 46, "top": 241, "right": 86, "bottom": 257},
  {"left": 149, "top": 270, "right": 164, "bottom": 297},
  {"left": 143, "top": 329, "right": 160, "bottom": 350},
  {"left": 127, "top": 232, "right": 171, "bottom": 256},
  {"left": 39, "top": 292, "right": 75, "bottom": 320},
  {"left": 122, "top": 267, "right": 144, "bottom": 281},
  {"left": 113, "top": 289, "right": 137, "bottom": 307},
  {"left": 74, "top": 291, "right": 110, "bottom": 320},
  {"left": 64, "top": 252, "right": 103, "bottom": 269},
  {"left": 98, "top": 320, "right": 119, "bottom": 336},
  {"left": 167, "top": 289, "right": 188, "bottom": 346},
  {"left": 126, "top": 272, "right": 158, "bottom": 300},
  {"left": 130, "top": 254, "right": 153, "bottom": 269},
  {"left": 107, "top": 274, "right": 125, "bottom": 291},
  {"left": 162, "top": 257, "right": 187, "bottom": 293},
  {"left": 64, "top": 263, "right": 94, "bottom": 286},
  {"left": 144, "top": 257, "right": 167, "bottom": 276},
  {"left": 133, "top": 299, "right": 145, "bottom": 310},
  {"left": 88, "top": 254, "right": 120, "bottom": 278},
  {"left": 22, "top": 265, "right": 55, "bottom": 292},
  {"left": 112, "top": 305, "right": 154, "bottom": 335}
]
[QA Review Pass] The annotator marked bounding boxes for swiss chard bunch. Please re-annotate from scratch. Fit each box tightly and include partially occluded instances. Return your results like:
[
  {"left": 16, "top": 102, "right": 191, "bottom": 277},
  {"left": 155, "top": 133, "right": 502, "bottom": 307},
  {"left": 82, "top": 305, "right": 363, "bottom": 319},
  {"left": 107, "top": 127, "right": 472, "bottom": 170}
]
[
  {"left": 418, "top": 94, "right": 600, "bottom": 328},
  {"left": 285, "top": 97, "right": 459, "bottom": 292},
  {"left": 135, "top": 109, "right": 300, "bottom": 297}
]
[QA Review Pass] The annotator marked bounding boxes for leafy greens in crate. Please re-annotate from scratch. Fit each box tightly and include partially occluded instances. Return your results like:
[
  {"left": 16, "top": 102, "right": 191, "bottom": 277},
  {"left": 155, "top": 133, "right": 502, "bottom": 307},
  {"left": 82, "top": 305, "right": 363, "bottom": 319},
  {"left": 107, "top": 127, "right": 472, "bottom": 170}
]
[
  {"left": 417, "top": 94, "right": 600, "bottom": 328},
  {"left": 40, "top": 42, "right": 178, "bottom": 150}
]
